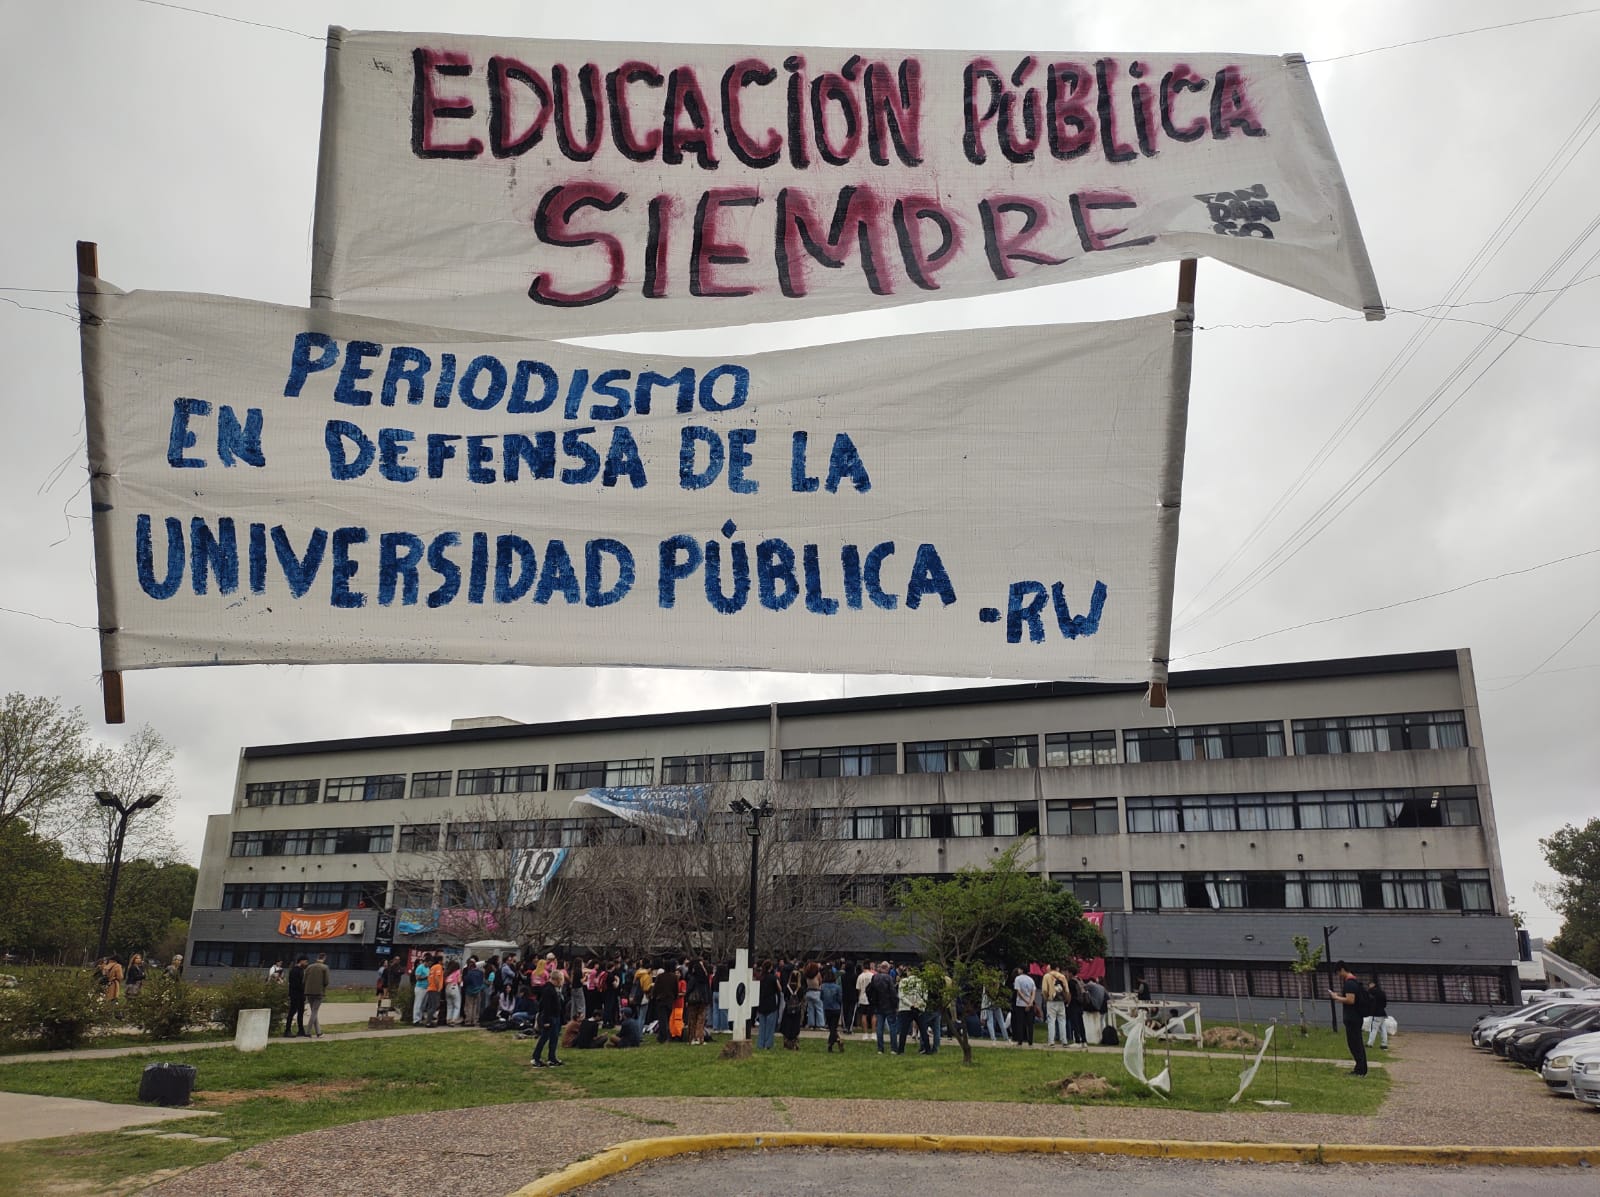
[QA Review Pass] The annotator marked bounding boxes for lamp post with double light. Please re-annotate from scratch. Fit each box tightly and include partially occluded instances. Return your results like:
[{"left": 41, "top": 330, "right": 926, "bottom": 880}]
[
  {"left": 728, "top": 797, "right": 774, "bottom": 960},
  {"left": 94, "top": 790, "right": 163, "bottom": 960}
]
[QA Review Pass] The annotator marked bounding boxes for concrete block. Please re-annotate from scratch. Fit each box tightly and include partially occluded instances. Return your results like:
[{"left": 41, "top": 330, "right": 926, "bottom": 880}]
[{"left": 234, "top": 1007, "right": 272, "bottom": 1052}]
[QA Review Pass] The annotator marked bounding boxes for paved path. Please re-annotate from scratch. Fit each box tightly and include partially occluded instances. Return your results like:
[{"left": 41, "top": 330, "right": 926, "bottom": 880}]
[
  {"left": 131, "top": 1032, "right": 1600, "bottom": 1197},
  {"left": 580, "top": 1151, "right": 1600, "bottom": 1196},
  {"left": 0, "top": 1018, "right": 467, "bottom": 1066},
  {"left": 0, "top": 1091, "right": 217, "bottom": 1145}
]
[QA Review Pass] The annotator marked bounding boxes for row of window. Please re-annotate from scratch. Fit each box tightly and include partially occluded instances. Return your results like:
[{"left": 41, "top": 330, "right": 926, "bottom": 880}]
[
  {"left": 229, "top": 826, "right": 393, "bottom": 856},
  {"left": 1127, "top": 868, "right": 1494, "bottom": 913},
  {"left": 236, "top": 784, "right": 1482, "bottom": 858},
  {"left": 240, "top": 709, "right": 1471, "bottom": 808},
  {"left": 220, "top": 881, "right": 387, "bottom": 911},
  {"left": 191, "top": 941, "right": 375, "bottom": 970},
  {"left": 1124, "top": 787, "right": 1481, "bottom": 834},
  {"left": 1131, "top": 960, "right": 1509, "bottom": 1005}
]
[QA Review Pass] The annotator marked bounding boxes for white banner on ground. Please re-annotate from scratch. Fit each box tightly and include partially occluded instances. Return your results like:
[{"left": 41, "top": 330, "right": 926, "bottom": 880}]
[
  {"left": 310, "top": 29, "right": 1382, "bottom": 334},
  {"left": 79, "top": 283, "right": 1187, "bottom": 681}
]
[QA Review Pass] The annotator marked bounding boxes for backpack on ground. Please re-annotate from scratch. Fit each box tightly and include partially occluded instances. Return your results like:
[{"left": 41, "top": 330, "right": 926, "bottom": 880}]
[{"left": 1100, "top": 1024, "right": 1119, "bottom": 1046}]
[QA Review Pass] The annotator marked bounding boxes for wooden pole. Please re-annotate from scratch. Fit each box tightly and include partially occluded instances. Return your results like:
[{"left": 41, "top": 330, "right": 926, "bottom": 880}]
[
  {"left": 77, "top": 239, "right": 125, "bottom": 724},
  {"left": 1148, "top": 258, "right": 1198, "bottom": 711}
]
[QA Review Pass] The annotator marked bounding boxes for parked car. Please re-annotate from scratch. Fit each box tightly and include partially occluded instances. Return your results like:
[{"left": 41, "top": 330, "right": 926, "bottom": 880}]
[
  {"left": 1506, "top": 1007, "right": 1600, "bottom": 1067},
  {"left": 1493, "top": 1004, "right": 1600, "bottom": 1057},
  {"left": 1572, "top": 1052, "right": 1600, "bottom": 1109},
  {"left": 1541, "top": 1034, "right": 1600, "bottom": 1096},
  {"left": 1476, "top": 1001, "right": 1593, "bottom": 1050}
]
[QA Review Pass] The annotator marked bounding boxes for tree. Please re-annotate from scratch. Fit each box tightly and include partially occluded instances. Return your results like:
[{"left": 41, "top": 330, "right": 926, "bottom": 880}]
[
  {"left": 0, "top": 822, "right": 93, "bottom": 960},
  {"left": 1289, "top": 934, "right": 1324, "bottom": 1034},
  {"left": 863, "top": 840, "right": 1107, "bottom": 1063},
  {"left": 0, "top": 693, "right": 96, "bottom": 837},
  {"left": 73, "top": 724, "right": 180, "bottom": 868},
  {"left": 385, "top": 779, "right": 890, "bottom": 961},
  {"left": 1538, "top": 818, "right": 1600, "bottom": 977}
]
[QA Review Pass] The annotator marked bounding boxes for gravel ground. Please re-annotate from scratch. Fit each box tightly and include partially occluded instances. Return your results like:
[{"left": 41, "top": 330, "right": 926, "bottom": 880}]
[{"left": 144, "top": 1032, "right": 1600, "bottom": 1197}]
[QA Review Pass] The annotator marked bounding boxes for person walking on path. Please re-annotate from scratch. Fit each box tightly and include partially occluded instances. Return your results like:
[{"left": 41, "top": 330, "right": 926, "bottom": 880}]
[
  {"left": 1366, "top": 978, "right": 1392, "bottom": 1049},
  {"left": 284, "top": 956, "right": 307, "bottom": 1036},
  {"left": 303, "top": 952, "right": 331, "bottom": 1038},
  {"left": 1329, "top": 961, "right": 1368, "bottom": 1076}
]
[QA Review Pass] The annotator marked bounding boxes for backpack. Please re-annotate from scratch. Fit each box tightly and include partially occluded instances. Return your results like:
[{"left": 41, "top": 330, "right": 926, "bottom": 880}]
[
  {"left": 1353, "top": 983, "right": 1376, "bottom": 1019},
  {"left": 1100, "top": 1024, "right": 1119, "bottom": 1046}
]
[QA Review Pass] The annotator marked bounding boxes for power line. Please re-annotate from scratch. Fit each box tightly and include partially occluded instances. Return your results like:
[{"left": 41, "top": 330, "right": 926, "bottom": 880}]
[
  {"left": 1308, "top": 7, "right": 1600, "bottom": 63},
  {"left": 1173, "top": 547, "right": 1600, "bottom": 662},
  {"left": 1173, "top": 94, "right": 1600, "bottom": 633},
  {"left": 1490, "top": 604, "right": 1600, "bottom": 691},
  {"left": 128, "top": 0, "right": 322, "bottom": 41}
]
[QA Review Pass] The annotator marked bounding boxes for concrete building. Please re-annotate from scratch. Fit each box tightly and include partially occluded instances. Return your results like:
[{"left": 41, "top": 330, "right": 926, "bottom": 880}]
[{"left": 187, "top": 647, "right": 1516, "bottom": 1029}]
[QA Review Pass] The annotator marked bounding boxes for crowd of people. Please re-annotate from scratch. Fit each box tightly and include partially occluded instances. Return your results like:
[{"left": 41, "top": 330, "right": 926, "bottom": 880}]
[
  {"left": 327, "top": 951, "right": 1137, "bottom": 1063},
  {"left": 92, "top": 952, "right": 183, "bottom": 1005}
]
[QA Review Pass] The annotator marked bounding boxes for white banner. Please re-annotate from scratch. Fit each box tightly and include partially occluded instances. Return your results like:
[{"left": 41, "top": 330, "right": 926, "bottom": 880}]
[
  {"left": 80, "top": 284, "right": 1187, "bottom": 681},
  {"left": 310, "top": 29, "right": 1382, "bottom": 335}
]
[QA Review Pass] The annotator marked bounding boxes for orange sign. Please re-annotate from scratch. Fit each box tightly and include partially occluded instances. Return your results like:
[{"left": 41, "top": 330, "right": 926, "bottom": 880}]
[{"left": 278, "top": 910, "right": 350, "bottom": 940}]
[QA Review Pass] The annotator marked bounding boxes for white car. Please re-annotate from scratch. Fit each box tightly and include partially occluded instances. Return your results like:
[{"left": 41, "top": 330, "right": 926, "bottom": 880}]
[
  {"left": 1540, "top": 1033, "right": 1600, "bottom": 1096},
  {"left": 1572, "top": 1052, "right": 1600, "bottom": 1109},
  {"left": 1473, "top": 1000, "right": 1588, "bottom": 1049}
]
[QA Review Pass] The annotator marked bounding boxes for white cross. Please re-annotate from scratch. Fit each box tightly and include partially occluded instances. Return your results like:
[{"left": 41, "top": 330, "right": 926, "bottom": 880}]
[{"left": 716, "top": 949, "right": 758, "bottom": 1041}]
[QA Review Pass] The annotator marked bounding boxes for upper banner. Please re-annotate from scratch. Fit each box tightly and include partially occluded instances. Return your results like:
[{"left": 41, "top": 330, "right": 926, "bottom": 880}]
[
  {"left": 80, "top": 283, "right": 1187, "bottom": 682},
  {"left": 310, "top": 30, "right": 1383, "bottom": 335}
]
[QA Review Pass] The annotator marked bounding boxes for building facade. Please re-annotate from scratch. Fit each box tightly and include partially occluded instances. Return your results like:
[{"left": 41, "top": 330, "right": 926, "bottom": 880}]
[{"left": 188, "top": 647, "right": 1517, "bottom": 1030}]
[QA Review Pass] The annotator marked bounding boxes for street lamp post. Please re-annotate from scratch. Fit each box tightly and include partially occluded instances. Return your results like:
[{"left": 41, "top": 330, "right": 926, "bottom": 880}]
[
  {"left": 729, "top": 797, "right": 773, "bottom": 961},
  {"left": 94, "top": 790, "right": 163, "bottom": 961},
  {"left": 1323, "top": 923, "right": 1340, "bottom": 1032}
]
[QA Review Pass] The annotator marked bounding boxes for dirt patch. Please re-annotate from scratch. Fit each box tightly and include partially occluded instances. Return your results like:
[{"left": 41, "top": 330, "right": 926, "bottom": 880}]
[
  {"left": 1201, "top": 1026, "right": 1261, "bottom": 1051},
  {"left": 1051, "top": 1072, "right": 1115, "bottom": 1099},
  {"left": 41, "top": 1166, "right": 195, "bottom": 1195},
  {"left": 195, "top": 1079, "right": 370, "bottom": 1107}
]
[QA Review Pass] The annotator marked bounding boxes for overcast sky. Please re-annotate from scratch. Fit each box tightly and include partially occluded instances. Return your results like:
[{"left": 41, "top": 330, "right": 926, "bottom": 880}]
[{"left": 3, "top": 1, "right": 1596, "bottom": 942}]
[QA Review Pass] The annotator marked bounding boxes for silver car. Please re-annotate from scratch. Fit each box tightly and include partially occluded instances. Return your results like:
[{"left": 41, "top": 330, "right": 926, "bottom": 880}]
[
  {"left": 1539, "top": 1032, "right": 1600, "bottom": 1095},
  {"left": 1572, "top": 1053, "right": 1600, "bottom": 1108},
  {"left": 1475, "top": 1001, "right": 1590, "bottom": 1050}
]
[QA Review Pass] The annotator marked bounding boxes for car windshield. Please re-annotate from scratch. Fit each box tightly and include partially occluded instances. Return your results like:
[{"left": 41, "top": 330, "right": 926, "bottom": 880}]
[
  {"left": 1553, "top": 1005, "right": 1600, "bottom": 1027},
  {"left": 1526, "top": 1004, "right": 1582, "bottom": 1025}
]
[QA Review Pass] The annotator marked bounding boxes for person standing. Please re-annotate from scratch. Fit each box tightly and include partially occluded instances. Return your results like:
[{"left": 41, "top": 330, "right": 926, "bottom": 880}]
[
  {"left": 779, "top": 968, "right": 805, "bottom": 1050},
  {"left": 684, "top": 958, "right": 712, "bottom": 1045},
  {"left": 803, "top": 962, "right": 825, "bottom": 1029},
  {"left": 126, "top": 953, "right": 147, "bottom": 998},
  {"left": 425, "top": 954, "right": 445, "bottom": 1026},
  {"left": 1365, "top": 979, "right": 1391, "bottom": 1050},
  {"left": 1084, "top": 974, "right": 1108, "bottom": 1046},
  {"left": 756, "top": 960, "right": 781, "bottom": 1050},
  {"left": 868, "top": 961, "right": 898, "bottom": 1053},
  {"left": 1328, "top": 962, "right": 1368, "bottom": 1076},
  {"left": 303, "top": 951, "right": 331, "bottom": 1038},
  {"left": 1066, "top": 967, "right": 1089, "bottom": 1046},
  {"left": 285, "top": 956, "right": 307, "bottom": 1036},
  {"left": 1041, "top": 964, "right": 1068, "bottom": 1046},
  {"left": 1012, "top": 967, "right": 1038, "bottom": 1046},
  {"left": 895, "top": 967, "right": 929, "bottom": 1055},
  {"left": 821, "top": 967, "right": 844, "bottom": 1052},
  {"left": 463, "top": 958, "right": 485, "bottom": 1026},
  {"left": 528, "top": 967, "right": 565, "bottom": 1068},
  {"left": 854, "top": 960, "right": 876, "bottom": 1038},
  {"left": 411, "top": 955, "right": 430, "bottom": 1025},
  {"left": 444, "top": 958, "right": 463, "bottom": 1024}
]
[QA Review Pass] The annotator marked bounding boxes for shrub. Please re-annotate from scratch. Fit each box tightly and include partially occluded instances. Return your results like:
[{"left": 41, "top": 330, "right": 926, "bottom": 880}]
[
  {"left": 124, "top": 972, "right": 213, "bottom": 1040},
  {"left": 210, "top": 973, "right": 289, "bottom": 1034},
  {"left": 0, "top": 967, "right": 105, "bottom": 1049}
]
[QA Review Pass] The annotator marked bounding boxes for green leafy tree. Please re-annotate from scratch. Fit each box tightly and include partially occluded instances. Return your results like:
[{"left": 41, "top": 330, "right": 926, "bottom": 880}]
[
  {"left": 1289, "top": 934, "right": 1324, "bottom": 1035},
  {"left": 0, "top": 823, "right": 93, "bottom": 960},
  {"left": 0, "top": 693, "right": 96, "bottom": 837},
  {"left": 1538, "top": 818, "right": 1600, "bottom": 976},
  {"left": 862, "top": 841, "right": 1106, "bottom": 1063}
]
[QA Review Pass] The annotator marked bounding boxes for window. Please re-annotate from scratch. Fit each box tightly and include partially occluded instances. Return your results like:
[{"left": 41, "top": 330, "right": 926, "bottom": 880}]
[
  {"left": 1050, "top": 871, "right": 1124, "bottom": 910},
  {"left": 323, "top": 774, "right": 405, "bottom": 803},
  {"left": 897, "top": 805, "right": 933, "bottom": 838},
  {"left": 458, "top": 764, "right": 548, "bottom": 796},
  {"left": 410, "top": 770, "right": 452, "bottom": 799},
  {"left": 445, "top": 820, "right": 539, "bottom": 851},
  {"left": 781, "top": 743, "right": 896, "bottom": 779},
  {"left": 990, "top": 802, "right": 1041, "bottom": 838},
  {"left": 242, "top": 779, "right": 320, "bottom": 808},
  {"left": 660, "top": 751, "right": 765, "bottom": 784},
  {"left": 1293, "top": 710, "right": 1468, "bottom": 754},
  {"left": 398, "top": 823, "right": 440, "bottom": 852},
  {"left": 1132, "top": 961, "right": 1508, "bottom": 1005},
  {"left": 192, "top": 941, "right": 375, "bottom": 971},
  {"left": 1045, "top": 798, "right": 1119, "bottom": 837},
  {"left": 1045, "top": 729, "right": 1118, "bottom": 767},
  {"left": 553, "top": 758, "right": 653, "bottom": 789},
  {"left": 904, "top": 735, "right": 1037, "bottom": 773},
  {"left": 1132, "top": 868, "right": 1494, "bottom": 913},
  {"left": 845, "top": 807, "right": 894, "bottom": 840},
  {"left": 1123, "top": 721, "right": 1285, "bottom": 763}
]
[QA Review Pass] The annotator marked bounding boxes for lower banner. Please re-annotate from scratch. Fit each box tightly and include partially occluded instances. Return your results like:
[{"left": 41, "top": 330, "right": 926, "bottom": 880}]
[{"left": 81, "top": 284, "right": 1189, "bottom": 682}]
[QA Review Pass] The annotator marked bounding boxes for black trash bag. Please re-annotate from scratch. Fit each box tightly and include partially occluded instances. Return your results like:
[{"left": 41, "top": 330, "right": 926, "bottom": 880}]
[{"left": 138, "top": 1062, "right": 197, "bottom": 1106}]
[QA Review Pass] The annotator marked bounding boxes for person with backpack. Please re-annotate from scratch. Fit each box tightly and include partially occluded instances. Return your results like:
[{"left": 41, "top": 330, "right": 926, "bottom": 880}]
[
  {"left": 1365, "top": 979, "right": 1392, "bottom": 1049},
  {"left": 1066, "top": 967, "right": 1089, "bottom": 1046},
  {"left": 1041, "top": 964, "right": 1069, "bottom": 1046},
  {"left": 1084, "top": 975, "right": 1109, "bottom": 1045},
  {"left": 1328, "top": 961, "right": 1369, "bottom": 1076}
]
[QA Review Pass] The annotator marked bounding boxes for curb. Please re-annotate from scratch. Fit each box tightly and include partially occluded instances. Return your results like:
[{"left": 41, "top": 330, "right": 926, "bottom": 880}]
[{"left": 507, "top": 1133, "right": 1600, "bottom": 1195}]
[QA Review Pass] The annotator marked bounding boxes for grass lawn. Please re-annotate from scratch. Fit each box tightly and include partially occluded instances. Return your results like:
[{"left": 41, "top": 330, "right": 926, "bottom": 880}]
[{"left": 0, "top": 1031, "right": 1387, "bottom": 1196}]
